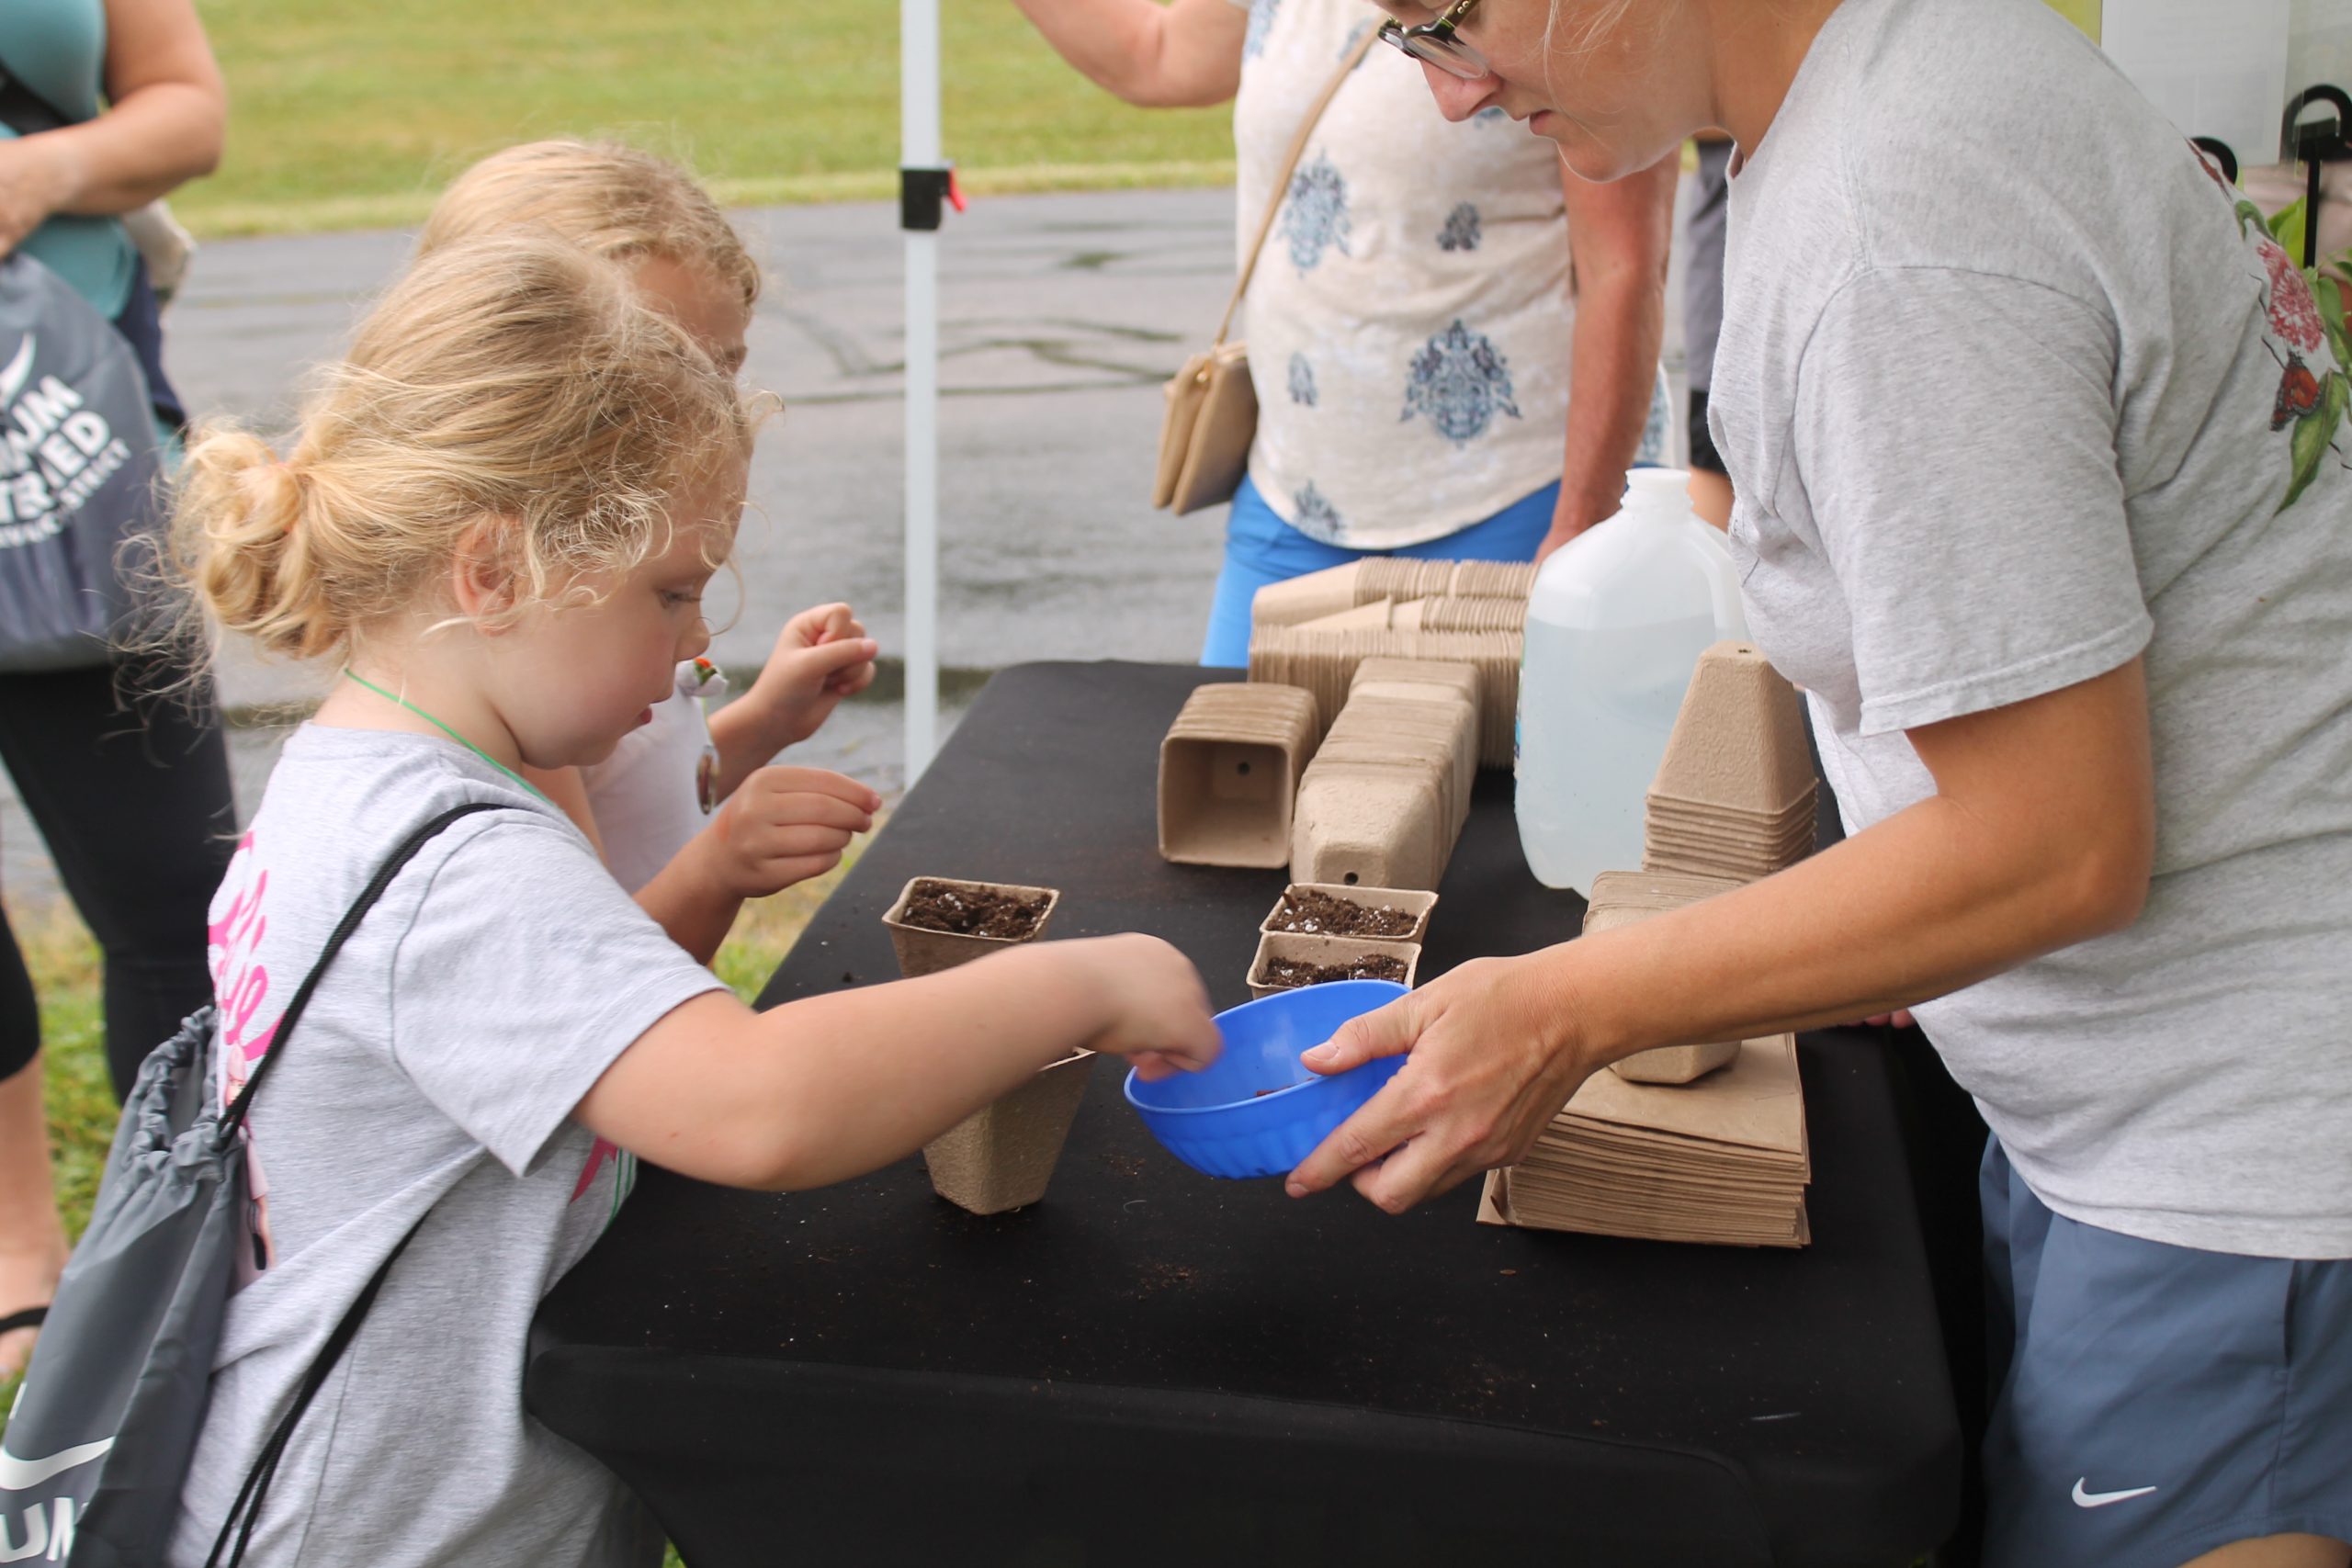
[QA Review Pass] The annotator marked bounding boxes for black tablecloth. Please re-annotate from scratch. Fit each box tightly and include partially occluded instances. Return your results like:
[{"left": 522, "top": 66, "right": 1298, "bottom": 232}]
[{"left": 529, "top": 661, "right": 1960, "bottom": 1568}]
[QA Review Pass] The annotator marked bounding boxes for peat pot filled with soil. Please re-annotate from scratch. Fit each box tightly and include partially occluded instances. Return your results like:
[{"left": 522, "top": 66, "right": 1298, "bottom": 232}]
[
  {"left": 1247, "top": 930, "right": 1421, "bottom": 1001},
  {"left": 1260, "top": 883, "right": 1439, "bottom": 943},
  {"left": 882, "top": 876, "right": 1061, "bottom": 978},
  {"left": 879, "top": 876, "right": 1081, "bottom": 1213}
]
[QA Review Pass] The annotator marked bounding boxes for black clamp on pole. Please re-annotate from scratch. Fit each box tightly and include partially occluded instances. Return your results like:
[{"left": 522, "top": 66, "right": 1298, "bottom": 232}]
[
  {"left": 901, "top": 166, "right": 962, "bottom": 232},
  {"left": 2282, "top": 85, "right": 2352, "bottom": 269},
  {"left": 2190, "top": 137, "right": 2238, "bottom": 186}
]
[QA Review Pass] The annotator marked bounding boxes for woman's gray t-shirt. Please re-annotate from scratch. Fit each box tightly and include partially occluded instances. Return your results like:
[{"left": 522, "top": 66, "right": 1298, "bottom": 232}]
[
  {"left": 167, "top": 726, "right": 726, "bottom": 1566},
  {"left": 1713, "top": 0, "right": 2352, "bottom": 1256}
]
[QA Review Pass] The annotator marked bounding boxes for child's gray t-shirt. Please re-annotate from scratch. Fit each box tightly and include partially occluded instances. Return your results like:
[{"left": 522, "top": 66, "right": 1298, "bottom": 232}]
[
  {"left": 1713, "top": 0, "right": 2352, "bottom": 1256},
  {"left": 167, "top": 726, "right": 727, "bottom": 1567}
]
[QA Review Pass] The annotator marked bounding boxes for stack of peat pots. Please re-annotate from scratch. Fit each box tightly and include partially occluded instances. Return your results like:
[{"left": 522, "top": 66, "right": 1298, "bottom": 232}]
[
  {"left": 1249, "top": 558, "right": 1538, "bottom": 626},
  {"left": 1156, "top": 682, "right": 1320, "bottom": 867},
  {"left": 1246, "top": 558, "right": 1533, "bottom": 768},
  {"left": 1481, "top": 863, "right": 1812, "bottom": 1248},
  {"left": 1582, "top": 871, "right": 1748, "bottom": 1084},
  {"left": 881, "top": 876, "right": 1087, "bottom": 1215},
  {"left": 1643, "top": 641, "right": 1817, "bottom": 882},
  {"left": 1153, "top": 671, "right": 1459, "bottom": 1002},
  {"left": 1289, "top": 660, "right": 1478, "bottom": 892},
  {"left": 1476, "top": 640, "right": 1828, "bottom": 1248}
]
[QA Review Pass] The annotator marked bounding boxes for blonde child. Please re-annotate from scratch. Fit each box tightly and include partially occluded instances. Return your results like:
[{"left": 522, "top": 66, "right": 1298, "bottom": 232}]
[
  {"left": 418, "top": 140, "right": 880, "bottom": 949},
  {"left": 164, "top": 234, "right": 1217, "bottom": 1567}
]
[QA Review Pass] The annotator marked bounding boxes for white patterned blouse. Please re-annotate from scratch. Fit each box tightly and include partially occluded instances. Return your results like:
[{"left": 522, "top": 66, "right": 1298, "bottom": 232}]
[{"left": 1228, "top": 0, "right": 1615, "bottom": 548}]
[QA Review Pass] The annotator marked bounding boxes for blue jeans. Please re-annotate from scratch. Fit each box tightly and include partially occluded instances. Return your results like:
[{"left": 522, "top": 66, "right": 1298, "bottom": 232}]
[{"left": 1199, "top": 475, "right": 1560, "bottom": 667}]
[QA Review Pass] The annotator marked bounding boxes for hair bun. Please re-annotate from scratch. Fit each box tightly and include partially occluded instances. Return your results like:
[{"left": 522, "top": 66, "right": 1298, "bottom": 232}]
[{"left": 171, "top": 424, "right": 334, "bottom": 660}]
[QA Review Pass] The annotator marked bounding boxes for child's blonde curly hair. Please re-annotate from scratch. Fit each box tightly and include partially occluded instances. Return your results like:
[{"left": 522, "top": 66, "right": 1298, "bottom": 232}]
[
  {"left": 417, "top": 139, "right": 760, "bottom": 310},
  {"left": 171, "top": 233, "right": 751, "bottom": 666}
]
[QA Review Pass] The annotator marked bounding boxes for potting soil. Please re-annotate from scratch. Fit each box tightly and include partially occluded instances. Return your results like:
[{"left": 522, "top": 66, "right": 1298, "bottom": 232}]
[
  {"left": 1269, "top": 888, "right": 1419, "bottom": 938},
  {"left": 899, "top": 880, "right": 1051, "bottom": 938},
  {"left": 1259, "top": 954, "right": 1409, "bottom": 988}
]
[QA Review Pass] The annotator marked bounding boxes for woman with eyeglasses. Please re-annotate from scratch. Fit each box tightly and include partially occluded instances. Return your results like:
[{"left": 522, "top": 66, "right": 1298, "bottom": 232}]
[
  {"left": 1284, "top": 2, "right": 2352, "bottom": 1565},
  {"left": 1009, "top": 0, "right": 1678, "bottom": 666}
]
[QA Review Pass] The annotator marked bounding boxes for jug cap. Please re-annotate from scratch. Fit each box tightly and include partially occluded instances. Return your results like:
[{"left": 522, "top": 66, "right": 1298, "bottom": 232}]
[{"left": 1621, "top": 467, "right": 1694, "bottom": 520}]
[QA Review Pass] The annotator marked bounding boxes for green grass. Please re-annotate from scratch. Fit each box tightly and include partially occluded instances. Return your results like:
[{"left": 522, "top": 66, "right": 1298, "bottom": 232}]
[
  {"left": 14, "top": 905, "right": 116, "bottom": 1253},
  {"left": 182, "top": 0, "right": 1233, "bottom": 235}
]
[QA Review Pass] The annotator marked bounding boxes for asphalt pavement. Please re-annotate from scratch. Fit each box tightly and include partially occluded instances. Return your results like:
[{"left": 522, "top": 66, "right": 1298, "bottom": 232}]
[
  {"left": 3, "top": 188, "right": 1240, "bottom": 900},
  {"left": 3, "top": 180, "right": 1698, "bottom": 904}
]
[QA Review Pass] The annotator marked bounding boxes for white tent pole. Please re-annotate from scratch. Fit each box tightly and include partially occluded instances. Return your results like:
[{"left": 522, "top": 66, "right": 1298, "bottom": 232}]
[{"left": 901, "top": 0, "right": 942, "bottom": 781}]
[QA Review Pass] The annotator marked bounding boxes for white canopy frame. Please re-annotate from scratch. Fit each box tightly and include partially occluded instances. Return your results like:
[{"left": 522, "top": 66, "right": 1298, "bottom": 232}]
[{"left": 900, "top": 0, "right": 945, "bottom": 783}]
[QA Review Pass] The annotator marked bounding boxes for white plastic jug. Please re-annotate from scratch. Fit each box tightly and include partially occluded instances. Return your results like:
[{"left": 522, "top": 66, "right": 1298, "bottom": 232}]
[{"left": 1515, "top": 468, "right": 1748, "bottom": 894}]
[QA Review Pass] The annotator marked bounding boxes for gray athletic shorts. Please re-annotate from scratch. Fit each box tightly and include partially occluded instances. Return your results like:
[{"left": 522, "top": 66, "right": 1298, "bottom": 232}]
[{"left": 1981, "top": 1139, "right": 2352, "bottom": 1566}]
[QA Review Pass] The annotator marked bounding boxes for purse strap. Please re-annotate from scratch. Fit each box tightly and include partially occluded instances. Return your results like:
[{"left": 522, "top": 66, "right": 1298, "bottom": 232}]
[{"left": 1212, "top": 24, "right": 1382, "bottom": 347}]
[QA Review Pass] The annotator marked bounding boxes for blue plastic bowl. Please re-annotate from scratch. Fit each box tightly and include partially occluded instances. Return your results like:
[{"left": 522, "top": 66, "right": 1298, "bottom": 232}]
[{"left": 1125, "top": 979, "right": 1408, "bottom": 1179}]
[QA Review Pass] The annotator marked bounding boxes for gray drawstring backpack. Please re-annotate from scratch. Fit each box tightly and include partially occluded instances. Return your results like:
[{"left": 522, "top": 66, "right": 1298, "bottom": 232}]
[
  {"left": 0, "top": 803, "right": 499, "bottom": 1565},
  {"left": 0, "top": 248, "right": 168, "bottom": 672}
]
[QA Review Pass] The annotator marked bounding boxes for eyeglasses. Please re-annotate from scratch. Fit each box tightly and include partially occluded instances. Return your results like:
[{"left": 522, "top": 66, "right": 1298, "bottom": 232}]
[{"left": 1376, "top": 0, "right": 1492, "bottom": 80}]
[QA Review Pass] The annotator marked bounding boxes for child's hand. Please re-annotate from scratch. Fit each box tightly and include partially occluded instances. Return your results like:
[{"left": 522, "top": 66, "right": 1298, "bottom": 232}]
[
  {"left": 702, "top": 765, "right": 883, "bottom": 897},
  {"left": 1069, "top": 933, "right": 1222, "bottom": 1081},
  {"left": 748, "top": 603, "right": 881, "bottom": 748}
]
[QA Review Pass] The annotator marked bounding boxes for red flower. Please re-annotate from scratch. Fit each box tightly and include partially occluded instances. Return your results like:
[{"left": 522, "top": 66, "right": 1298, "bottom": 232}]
[{"left": 2261, "top": 239, "right": 2327, "bottom": 352}]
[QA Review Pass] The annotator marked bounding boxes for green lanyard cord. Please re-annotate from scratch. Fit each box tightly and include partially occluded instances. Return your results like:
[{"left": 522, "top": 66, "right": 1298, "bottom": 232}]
[{"left": 341, "top": 670, "right": 548, "bottom": 802}]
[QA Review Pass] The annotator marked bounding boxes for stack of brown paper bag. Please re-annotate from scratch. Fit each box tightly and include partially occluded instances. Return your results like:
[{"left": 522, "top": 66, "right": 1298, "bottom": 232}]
[
  {"left": 1477, "top": 1032, "right": 1811, "bottom": 1247},
  {"left": 1643, "top": 641, "right": 1817, "bottom": 882},
  {"left": 1478, "top": 865, "right": 1811, "bottom": 1247}
]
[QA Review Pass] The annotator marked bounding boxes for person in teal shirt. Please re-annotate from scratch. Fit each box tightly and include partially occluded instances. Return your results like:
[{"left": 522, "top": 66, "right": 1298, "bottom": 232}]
[{"left": 0, "top": 0, "right": 228, "bottom": 1383}]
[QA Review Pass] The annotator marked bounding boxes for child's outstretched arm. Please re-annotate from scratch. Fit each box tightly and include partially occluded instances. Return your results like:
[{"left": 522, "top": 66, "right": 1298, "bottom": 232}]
[
  {"left": 638, "top": 765, "right": 883, "bottom": 964},
  {"left": 707, "top": 604, "right": 880, "bottom": 800},
  {"left": 574, "top": 933, "right": 1220, "bottom": 1190}
]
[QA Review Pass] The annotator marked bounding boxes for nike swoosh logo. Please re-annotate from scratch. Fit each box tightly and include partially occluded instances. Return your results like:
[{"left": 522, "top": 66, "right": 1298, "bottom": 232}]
[
  {"left": 0, "top": 335, "right": 35, "bottom": 405},
  {"left": 2072, "top": 1478, "right": 2159, "bottom": 1508},
  {"left": 0, "top": 1437, "right": 114, "bottom": 1490}
]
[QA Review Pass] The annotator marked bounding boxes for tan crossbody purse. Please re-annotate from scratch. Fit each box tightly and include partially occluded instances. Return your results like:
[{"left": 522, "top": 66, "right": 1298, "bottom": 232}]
[{"left": 1153, "top": 26, "right": 1380, "bottom": 514}]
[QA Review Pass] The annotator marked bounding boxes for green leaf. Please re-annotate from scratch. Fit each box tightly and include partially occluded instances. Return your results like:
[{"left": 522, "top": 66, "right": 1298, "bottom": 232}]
[
  {"left": 2278, "top": 371, "right": 2348, "bottom": 513},
  {"left": 2320, "top": 276, "right": 2352, "bottom": 370},
  {"left": 2237, "top": 197, "right": 2272, "bottom": 238},
  {"left": 2273, "top": 197, "right": 2311, "bottom": 265}
]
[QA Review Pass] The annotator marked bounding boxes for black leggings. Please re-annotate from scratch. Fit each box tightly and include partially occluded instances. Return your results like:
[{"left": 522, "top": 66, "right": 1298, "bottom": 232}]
[{"left": 0, "top": 661, "right": 236, "bottom": 1099}]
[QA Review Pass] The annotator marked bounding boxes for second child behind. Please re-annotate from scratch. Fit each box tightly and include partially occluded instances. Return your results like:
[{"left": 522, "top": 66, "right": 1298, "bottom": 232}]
[
  {"left": 420, "top": 140, "right": 883, "bottom": 944},
  {"left": 163, "top": 234, "right": 1219, "bottom": 1567}
]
